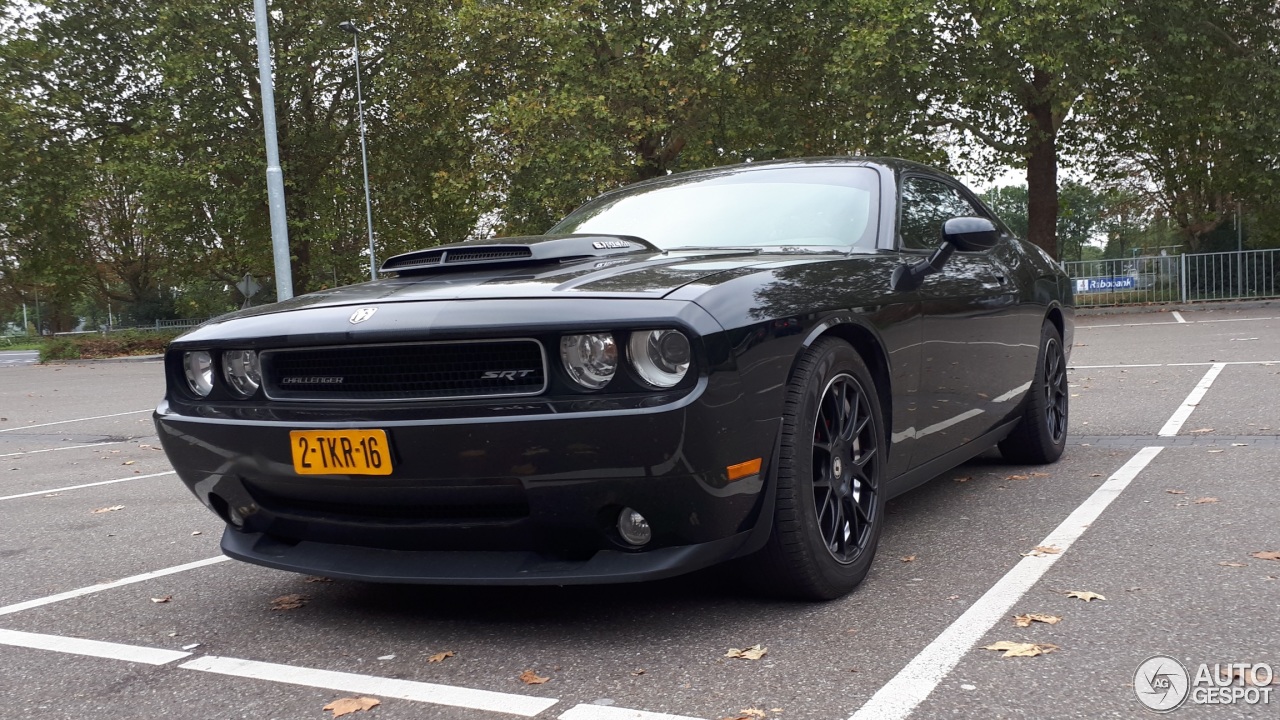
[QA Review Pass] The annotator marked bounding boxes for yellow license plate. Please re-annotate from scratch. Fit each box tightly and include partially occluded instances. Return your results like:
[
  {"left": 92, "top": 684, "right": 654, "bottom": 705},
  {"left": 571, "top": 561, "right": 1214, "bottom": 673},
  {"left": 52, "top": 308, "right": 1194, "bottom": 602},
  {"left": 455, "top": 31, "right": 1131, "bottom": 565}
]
[{"left": 290, "top": 429, "right": 392, "bottom": 475}]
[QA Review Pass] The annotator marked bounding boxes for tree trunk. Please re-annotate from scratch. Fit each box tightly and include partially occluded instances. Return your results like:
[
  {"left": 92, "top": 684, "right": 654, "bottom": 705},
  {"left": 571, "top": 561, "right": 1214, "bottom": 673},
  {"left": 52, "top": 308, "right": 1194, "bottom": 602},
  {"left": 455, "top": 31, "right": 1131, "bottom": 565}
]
[{"left": 1025, "top": 68, "right": 1060, "bottom": 260}]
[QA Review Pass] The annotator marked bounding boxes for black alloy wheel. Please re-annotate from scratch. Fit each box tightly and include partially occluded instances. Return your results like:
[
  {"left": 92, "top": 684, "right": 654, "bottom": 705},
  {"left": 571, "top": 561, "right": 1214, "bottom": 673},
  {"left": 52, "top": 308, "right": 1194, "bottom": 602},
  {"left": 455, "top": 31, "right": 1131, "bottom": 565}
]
[
  {"left": 998, "top": 320, "right": 1068, "bottom": 464},
  {"left": 811, "top": 373, "right": 878, "bottom": 565},
  {"left": 751, "top": 338, "right": 885, "bottom": 600},
  {"left": 1042, "top": 335, "right": 1068, "bottom": 444}
]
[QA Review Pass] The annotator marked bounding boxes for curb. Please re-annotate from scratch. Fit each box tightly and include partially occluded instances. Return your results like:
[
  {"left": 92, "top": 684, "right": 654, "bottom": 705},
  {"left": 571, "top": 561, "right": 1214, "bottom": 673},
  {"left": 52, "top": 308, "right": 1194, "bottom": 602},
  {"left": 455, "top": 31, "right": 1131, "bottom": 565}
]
[
  {"left": 45, "top": 354, "right": 164, "bottom": 365},
  {"left": 1075, "top": 298, "right": 1277, "bottom": 317}
]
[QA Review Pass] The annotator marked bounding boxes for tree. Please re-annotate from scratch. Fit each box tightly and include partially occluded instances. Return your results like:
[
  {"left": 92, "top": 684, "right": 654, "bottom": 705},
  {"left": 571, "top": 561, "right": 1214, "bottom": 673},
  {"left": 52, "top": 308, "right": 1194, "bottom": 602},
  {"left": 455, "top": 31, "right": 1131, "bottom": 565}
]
[
  {"left": 833, "top": 1, "right": 1142, "bottom": 260},
  {"left": 1088, "top": 0, "right": 1280, "bottom": 253}
]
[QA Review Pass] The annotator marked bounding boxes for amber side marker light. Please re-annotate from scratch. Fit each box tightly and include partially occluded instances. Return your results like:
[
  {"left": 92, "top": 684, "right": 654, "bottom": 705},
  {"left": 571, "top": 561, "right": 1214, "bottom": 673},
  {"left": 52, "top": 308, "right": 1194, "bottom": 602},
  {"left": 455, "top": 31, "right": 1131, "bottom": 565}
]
[{"left": 727, "top": 458, "right": 762, "bottom": 482}]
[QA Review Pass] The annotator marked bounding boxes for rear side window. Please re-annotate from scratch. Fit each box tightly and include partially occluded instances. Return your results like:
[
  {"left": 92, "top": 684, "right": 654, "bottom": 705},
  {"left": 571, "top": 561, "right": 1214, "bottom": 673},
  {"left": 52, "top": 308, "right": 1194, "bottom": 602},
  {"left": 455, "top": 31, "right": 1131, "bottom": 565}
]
[{"left": 899, "top": 177, "right": 984, "bottom": 250}]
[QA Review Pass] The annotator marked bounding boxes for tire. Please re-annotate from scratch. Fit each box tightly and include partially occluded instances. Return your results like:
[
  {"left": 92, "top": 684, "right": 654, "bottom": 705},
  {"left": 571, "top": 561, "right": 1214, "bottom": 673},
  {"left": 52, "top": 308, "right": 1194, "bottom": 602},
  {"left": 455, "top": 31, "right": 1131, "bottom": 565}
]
[
  {"left": 750, "top": 338, "right": 886, "bottom": 601},
  {"left": 998, "top": 320, "right": 1068, "bottom": 464}
]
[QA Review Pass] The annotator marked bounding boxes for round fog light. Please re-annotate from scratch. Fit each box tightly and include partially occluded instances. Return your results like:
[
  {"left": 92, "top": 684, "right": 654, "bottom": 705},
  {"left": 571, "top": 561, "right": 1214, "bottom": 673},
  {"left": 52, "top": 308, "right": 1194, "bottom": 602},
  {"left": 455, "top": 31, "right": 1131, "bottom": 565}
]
[{"left": 617, "top": 507, "right": 652, "bottom": 546}]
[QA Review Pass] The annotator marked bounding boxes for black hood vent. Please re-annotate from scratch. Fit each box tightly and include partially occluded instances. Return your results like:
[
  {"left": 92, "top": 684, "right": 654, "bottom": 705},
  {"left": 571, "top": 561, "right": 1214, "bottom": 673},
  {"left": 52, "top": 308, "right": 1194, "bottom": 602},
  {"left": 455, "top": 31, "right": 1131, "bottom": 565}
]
[{"left": 380, "top": 234, "right": 655, "bottom": 276}]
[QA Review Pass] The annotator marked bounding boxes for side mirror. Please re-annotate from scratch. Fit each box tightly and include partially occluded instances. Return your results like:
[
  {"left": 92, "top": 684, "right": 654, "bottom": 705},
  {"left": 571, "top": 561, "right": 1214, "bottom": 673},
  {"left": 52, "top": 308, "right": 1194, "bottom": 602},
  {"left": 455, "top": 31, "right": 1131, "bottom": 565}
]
[
  {"left": 942, "top": 216, "right": 1000, "bottom": 252},
  {"left": 891, "top": 216, "right": 1000, "bottom": 292}
]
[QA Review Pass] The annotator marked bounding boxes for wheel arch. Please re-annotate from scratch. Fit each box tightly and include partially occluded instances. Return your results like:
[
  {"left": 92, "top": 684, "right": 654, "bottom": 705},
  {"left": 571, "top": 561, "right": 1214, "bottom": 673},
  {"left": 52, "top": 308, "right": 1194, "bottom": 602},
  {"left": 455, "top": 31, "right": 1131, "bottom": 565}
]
[
  {"left": 1045, "top": 304, "right": 1065, "bottom": 339},
  {"left": 796, "top": 319, "right": 893, "bottom": 451}
]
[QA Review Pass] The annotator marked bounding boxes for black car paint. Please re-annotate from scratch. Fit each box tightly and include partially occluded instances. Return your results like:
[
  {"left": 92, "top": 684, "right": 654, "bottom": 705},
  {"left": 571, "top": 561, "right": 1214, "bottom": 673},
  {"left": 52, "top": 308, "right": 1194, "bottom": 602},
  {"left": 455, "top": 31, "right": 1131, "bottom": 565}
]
[{"left": 155, "top": 157, "right": 1072, "bottom": 585}]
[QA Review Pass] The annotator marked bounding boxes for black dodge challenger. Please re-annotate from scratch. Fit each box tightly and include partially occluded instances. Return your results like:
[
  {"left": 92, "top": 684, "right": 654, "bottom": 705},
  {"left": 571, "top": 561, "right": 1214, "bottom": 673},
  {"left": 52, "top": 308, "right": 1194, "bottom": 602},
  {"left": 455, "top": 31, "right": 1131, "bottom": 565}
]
[{"left": 156, "top": 157, "right": 1072, "bottom": 600}]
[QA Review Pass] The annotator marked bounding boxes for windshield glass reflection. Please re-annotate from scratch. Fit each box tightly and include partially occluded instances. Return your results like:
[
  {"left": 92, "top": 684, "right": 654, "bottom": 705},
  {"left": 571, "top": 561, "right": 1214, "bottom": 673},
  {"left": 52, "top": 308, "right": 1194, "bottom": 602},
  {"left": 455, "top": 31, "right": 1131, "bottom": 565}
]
[{"left": 550, "top": 166, "right": 879, "bottom": 251}]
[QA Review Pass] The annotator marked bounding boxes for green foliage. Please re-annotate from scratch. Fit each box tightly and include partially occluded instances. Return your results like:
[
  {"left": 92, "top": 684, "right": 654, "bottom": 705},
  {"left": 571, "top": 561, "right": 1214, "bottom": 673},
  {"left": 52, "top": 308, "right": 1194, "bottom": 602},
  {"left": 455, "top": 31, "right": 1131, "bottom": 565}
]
[
  {"left": 3, "top": 0, "right": 1279, "bottom": 320},
  {"left": 38, "top": 329, "right": 180, "bottom": 362}
]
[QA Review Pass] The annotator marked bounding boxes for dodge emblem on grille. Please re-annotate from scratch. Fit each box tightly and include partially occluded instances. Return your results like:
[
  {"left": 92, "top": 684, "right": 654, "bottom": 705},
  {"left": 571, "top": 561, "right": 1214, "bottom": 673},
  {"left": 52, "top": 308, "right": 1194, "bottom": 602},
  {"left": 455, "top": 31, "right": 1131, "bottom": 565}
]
[{"left": 349, "top": 307, "right": 378, "bottom": 324}]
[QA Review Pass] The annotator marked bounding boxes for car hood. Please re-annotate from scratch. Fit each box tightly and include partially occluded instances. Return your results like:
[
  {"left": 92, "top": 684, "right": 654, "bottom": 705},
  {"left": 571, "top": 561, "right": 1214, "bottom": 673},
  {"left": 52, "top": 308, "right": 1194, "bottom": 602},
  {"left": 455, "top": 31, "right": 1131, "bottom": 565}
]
[{"left": 218, "top": 236, "right": 853, "bottom": 322}]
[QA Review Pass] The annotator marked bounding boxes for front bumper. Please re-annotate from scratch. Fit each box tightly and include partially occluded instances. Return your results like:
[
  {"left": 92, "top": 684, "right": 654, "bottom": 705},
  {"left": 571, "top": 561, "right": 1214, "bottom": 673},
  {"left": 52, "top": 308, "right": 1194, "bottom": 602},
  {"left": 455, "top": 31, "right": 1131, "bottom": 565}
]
[{"left": 155, "top": 383, "right": 780, "bottom": 585}]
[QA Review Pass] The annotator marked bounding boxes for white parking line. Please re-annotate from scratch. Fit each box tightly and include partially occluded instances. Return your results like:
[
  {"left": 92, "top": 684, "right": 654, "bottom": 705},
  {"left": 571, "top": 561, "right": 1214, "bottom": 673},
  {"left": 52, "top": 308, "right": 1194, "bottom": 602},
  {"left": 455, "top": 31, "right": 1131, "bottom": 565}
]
[
  {"left": 1077, "top": 314, "right": 1279, "bottom": 329},
  {"left": 0, "top": 628, "right": 192, "bottom": 665},
  {"left": 559, "top": 704, "right": 707, "bottom": 720},
  {"left": 1070, "top": 360, "right": 1278, "bottom": 369},
  {"left": 1171, "top": 311, "right": 1187, "bottom": 323},
  {"left": 0, "top": 555, "right": 228, "bottom": 617},
  {"left": 848, "top": 447, "right": 1165, "bottom": 720},
  {"left": 181, "top": 656, "right": 560, "bottom": 717},
  {"left": 0, "top": 470, "right": 176, "bottom": 502},
  {"left": 1157, "top": 363, "right": 1226, "bottom": 437},
  {"left": 0, "top": 440, "right": 130, "bottom": 458},
  {"left": 0, "top": 409, "right": 152, "bottom": 433}
]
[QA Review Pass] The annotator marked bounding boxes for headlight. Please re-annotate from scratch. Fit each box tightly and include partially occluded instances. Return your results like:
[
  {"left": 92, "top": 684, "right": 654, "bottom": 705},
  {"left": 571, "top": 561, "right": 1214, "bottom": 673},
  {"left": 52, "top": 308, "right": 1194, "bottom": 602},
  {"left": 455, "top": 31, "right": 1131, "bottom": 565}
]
[
  {"left": 628, "top": 329, "right": 691, "bottom": 388},
  {"left": 183, "top": 351, "right": 214, "bottom": 397},
  {"left": 221, "top": 350, "right": 261, "bottom": 398},
  {"left": 560, "top": 333, "right": 617, "bottom": 389}
]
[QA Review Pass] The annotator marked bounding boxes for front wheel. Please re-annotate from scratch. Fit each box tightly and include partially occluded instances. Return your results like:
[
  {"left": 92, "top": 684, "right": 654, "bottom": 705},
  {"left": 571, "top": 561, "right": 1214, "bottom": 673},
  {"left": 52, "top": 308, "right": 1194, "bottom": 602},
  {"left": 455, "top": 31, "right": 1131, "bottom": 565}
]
[
  {"left": 998, "top": 320, "right": 1068, "bottom": 464},
  {"left": 750, "top": 338, "right": 886, "bottom": 601}
]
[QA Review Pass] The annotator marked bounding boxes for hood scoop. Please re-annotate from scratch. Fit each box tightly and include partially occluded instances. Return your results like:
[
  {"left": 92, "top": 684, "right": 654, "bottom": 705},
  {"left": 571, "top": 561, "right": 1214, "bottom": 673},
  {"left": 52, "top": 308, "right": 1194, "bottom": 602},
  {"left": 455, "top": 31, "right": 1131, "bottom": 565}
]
[{"left": 380, "top": 234, "right": 656, "bottom": 276}]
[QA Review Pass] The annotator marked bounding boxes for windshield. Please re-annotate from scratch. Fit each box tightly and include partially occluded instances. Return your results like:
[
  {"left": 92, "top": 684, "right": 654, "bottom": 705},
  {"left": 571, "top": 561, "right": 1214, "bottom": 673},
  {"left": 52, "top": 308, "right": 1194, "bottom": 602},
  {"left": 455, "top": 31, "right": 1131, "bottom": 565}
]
[{"left": 549, "top": 166, "right": 879, "bottom": 251}]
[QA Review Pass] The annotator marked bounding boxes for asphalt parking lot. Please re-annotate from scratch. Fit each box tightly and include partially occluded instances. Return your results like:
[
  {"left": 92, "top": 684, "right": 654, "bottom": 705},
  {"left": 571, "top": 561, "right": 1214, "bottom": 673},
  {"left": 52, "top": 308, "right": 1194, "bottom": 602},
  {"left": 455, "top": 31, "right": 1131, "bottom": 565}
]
[{"left": 1, "top": 305, "right": 1277, "bottom": 720}]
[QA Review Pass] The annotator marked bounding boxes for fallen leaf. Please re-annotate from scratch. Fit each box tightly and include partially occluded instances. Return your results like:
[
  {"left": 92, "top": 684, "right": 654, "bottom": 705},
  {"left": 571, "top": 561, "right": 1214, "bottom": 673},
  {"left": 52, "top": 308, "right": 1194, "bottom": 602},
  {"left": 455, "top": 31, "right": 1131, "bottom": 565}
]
[
  {"left": 631, "top": 669, "right": 646, "bottom": 676},
  {"left": 1166, "top": 490, "right": 1186, "bottom": 495},
  {"left": 982, "top": 641, "right": 1059, "bottom": 658},
  {"left": 427, "top": 651, "right": 455, "bottom": 663},
  {"left": 1006, "top": 474, "right": 1030, "bottom": 481},
  {"left": 90, "top": 505, "right": 124, "bottom": 514},
  {"left": 191, "top": 530, "right": 202, "bottom": 536},
  {"left": 304, "top": 576, "right": 334, "bottom": 583},
  {"left": 737, "top": 710, "right": 767, "bottom": 720},
  {"left": 323, "top": 696, "right": 380, "bottom": 717},
  {"left": 519, "top": 669, "right": 550, "bottom": 685},
  {"left": 271, "top": 594, "right": 308, "bottom": 610},
  {"left": 1193, "top": 497, "right": 1219, "bottom": 504},
  {"left": 1022, "top": 545, "right": 1061, "bottom": 557},
  {"left": 900, "top": 554, "right": 917, "bottom": 563},
  {"left": 1208, "top": 449, "right": 1225, "bottom": 453},
  {"left": 953, "top": 476, "right": 971, "bottom": 483},
  {"left": 1089, "top": 473, "right": 1103, "bottom": 477},
  {"left": 43, "top": 493, "right": 62, "bottom": 498},
  {"left": 377, "top": 654, "right": 395, "bottom": 661},
  {"left": 1065, "top": 590, "right": 1105, "bottom": 602},
  {"left": 150, "top": 595, "right": 172, "bottom": 604},
  {"left": 1030, "top": 472, "right": 1051, "bottom": 478},
  {"left": 725, "top": 644, "right": 768, "bottom": 660},
  {"left": 122, "top": 460, "right": 135, "bottom": 465},
  {"left": 181, "top": 643, "right": 201, "bottom": 650},
  {"left": 1013, "top": 613, "right": 1062, "bottom": 627},
  {"left": 1250, "top": 551, "right": 1280, "bottom": 561},
  {"left": 1231, "top": 443, "right": 1248, "bottom": 447},
  {"left": 1189, "top": 428, "right": 1215, "bottom": 433},
  {"left": 1218, "top": 561, "right": 1247, "bottom": 567}
]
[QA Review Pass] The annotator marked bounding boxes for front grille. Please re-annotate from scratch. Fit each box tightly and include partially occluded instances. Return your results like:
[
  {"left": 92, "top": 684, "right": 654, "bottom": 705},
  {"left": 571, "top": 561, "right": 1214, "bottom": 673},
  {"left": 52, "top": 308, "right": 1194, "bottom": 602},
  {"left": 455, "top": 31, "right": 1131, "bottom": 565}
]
[{"left": 261, "top": 339, "right": 547, "bottom": 402}]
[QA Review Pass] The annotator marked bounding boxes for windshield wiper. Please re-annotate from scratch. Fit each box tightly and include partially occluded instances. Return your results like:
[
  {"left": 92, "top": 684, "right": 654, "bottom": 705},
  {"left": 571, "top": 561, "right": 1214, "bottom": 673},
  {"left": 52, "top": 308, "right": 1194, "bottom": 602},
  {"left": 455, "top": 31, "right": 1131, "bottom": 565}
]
[{"left": 663, "top": 246, "right": 765, "bottom": 253}]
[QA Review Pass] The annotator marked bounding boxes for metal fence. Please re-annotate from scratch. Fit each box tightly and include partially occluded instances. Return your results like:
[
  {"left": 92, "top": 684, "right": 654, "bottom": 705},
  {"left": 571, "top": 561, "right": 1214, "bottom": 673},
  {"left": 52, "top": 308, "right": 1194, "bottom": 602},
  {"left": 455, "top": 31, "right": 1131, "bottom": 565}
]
[{"left": 1064, "top": 248, "right": 1280, "bottom": 307}]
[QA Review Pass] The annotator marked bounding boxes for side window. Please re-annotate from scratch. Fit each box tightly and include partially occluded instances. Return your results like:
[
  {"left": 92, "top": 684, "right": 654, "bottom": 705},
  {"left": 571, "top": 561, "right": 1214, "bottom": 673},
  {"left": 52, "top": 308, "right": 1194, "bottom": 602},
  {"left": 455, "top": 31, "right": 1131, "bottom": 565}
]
[{"left": 899, "top": 177, "right": 984, "bottom": 250}]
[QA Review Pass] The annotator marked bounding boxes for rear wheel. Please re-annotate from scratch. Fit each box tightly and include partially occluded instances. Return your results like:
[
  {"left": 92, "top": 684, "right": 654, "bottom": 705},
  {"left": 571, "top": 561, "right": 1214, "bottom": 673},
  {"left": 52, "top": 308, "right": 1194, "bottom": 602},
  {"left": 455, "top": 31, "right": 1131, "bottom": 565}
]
[
  {"left": 752, "top": 338, "right": 885, "bottom": 601},
  {"left": 998, "top": 320, "right": 1068, "bottom": 464}
]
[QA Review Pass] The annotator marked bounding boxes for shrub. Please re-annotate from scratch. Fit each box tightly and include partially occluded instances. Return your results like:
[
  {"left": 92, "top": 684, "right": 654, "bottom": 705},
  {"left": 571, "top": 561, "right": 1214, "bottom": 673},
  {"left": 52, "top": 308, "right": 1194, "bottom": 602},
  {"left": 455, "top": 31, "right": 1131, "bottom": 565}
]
[{"left": 38, "top": 330, "right": 181, "bottom": 362}]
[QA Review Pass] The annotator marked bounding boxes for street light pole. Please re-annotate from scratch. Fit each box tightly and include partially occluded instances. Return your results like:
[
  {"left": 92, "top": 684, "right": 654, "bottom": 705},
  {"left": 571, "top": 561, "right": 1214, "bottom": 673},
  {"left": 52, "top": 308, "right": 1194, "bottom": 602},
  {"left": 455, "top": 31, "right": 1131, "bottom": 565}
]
[
  {"left": 253, "top": 0, "right": 294, "bottom": 301},
  {"left": 339, "top": 20, "right": 377, "bottom": 282}
]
